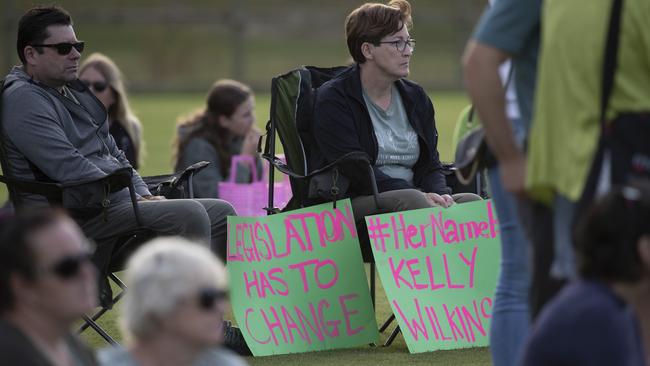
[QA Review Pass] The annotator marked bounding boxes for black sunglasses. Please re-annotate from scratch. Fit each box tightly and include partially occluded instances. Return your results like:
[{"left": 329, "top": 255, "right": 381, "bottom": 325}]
[
  {"left": 198, "top": 288, "right": 228, "bottom": 310},
  {"left": 81, "top": 80, "right": 109, "bottom": 93},
  {"left": 31, "top": 41, "right": 85, "bottom": 55},
  {"left": 48, "top": 252, "right": 93, "bottom": 279}
]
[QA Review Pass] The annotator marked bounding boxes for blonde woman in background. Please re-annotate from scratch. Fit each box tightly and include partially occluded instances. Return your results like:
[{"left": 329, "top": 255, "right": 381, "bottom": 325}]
[{"left": 80, "top": 53, "right": 144, "bottom": 170}]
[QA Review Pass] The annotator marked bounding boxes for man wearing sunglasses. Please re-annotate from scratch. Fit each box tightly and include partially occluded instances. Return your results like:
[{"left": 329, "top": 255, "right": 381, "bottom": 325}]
[
  {"left": 1, "top": 6, "right": 235, "bottom": 260},
  {"left": 0, "top": 209, "right": 98, "bottom": 365}
]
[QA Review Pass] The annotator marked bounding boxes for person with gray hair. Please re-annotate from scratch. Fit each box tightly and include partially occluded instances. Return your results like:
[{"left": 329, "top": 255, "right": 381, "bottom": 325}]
[{"left": 98, "top": 237, "right": 248, "bottom": 366}]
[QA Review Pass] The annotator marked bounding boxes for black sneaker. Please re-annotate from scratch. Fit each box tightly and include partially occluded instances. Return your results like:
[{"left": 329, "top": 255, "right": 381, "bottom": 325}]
[{"left": 223, "top": 321, "right": 252, "bottom": 356}]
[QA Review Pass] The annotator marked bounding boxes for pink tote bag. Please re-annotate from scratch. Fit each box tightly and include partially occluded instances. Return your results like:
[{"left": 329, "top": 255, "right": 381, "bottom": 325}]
[{"left": 218, "top": 155, "right": 291, "bottom": 216}]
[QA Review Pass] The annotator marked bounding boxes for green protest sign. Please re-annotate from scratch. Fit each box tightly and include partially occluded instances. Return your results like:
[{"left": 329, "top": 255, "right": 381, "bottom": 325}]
[
  {"left": 365, "top": 199, "right": 501, "bottom": 353},
  {"left": 227, "top": 199, "right": 379, "bottom": 356}
]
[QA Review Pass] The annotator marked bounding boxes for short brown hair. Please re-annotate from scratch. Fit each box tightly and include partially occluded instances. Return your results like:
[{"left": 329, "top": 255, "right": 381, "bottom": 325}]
[{"left": 345, "top": 0, "right": 412, "bottom": 64}]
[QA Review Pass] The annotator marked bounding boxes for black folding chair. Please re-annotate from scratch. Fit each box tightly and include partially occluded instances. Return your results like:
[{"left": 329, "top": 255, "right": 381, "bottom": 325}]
[
  {"left": 261, "top": 66, "right": 387, "bottom": 336},
  {"left": 0, "top": 78, "right": 208, "bottom": 345}
]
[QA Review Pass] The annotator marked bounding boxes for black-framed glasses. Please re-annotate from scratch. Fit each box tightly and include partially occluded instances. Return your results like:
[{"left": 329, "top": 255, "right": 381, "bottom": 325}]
[
  {"left": 81, "top": 80, "right": 109, "bottom": 93},
  {"left": 197, "top": 288, "right": 228, "bottom": 310},
  {"left": 31, "top": 41, "right": 85, "bottom": 55},
  {"left": 47, "top": 252, "right": 93, "bottom": 280},
  {"left": 376, "top": 38, "right": 416, "bottom": 52}
]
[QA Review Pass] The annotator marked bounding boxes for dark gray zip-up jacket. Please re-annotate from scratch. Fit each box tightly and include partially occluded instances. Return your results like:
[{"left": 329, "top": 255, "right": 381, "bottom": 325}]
[{"left": 1, "top": 67, "right": 150, "bottom": 207}]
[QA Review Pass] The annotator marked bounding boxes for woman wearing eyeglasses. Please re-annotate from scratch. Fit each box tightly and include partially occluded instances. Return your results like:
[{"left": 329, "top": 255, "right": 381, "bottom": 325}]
[
  {"left": 313, "top": 0, "right": 479, "bottom": 223},
  {"left": 79, "top": 53, "right": 144, "bottom": 170},
  {"left": 98, "top": 237, "right": 248, "bottom": 366}
]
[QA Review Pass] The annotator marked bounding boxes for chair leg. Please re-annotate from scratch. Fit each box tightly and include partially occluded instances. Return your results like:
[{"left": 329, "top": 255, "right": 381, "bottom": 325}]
[
  {"left": 109, "top": 273, "right": 126, "bottom": 290},
  {"left": 78, "top": 273, "right": 127, "bottom": 345},
  {"left": 383, "top": 325, "right": 401, "bottom": 347},
  {"left": 80, "top": 315, "right": 118, "bottom": 346},
  {"left": 78, "top": 289, "right": 125, "bottom": 333},
  {"left": 379, "top": 313, "right": 395, "bottom": 333}
]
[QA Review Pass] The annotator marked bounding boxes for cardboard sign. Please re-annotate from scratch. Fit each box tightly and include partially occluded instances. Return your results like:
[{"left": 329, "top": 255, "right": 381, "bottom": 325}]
[
  {"left": 227, "top": 200, "right": 379, "bottom": 356},
  {"left": 365, "top": 199, "right": 500, "bottom": 353}
]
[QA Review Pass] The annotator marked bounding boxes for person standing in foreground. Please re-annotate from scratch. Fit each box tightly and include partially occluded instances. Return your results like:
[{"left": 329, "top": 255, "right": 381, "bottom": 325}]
[{"left": 462, "top": 0, "right": 540, "bottom": 365}]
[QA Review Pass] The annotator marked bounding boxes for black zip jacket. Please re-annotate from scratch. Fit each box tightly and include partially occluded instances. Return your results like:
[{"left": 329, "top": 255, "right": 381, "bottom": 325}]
[{"left": 313, "top": 64, "right": 450, "bottom": 198}]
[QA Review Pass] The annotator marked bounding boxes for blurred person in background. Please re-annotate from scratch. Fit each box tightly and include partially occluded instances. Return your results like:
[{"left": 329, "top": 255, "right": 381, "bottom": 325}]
[
  {"left": 0, "top": 209, "right": 98, "bottom": 366},
  {"left": 521, "top": 180, "right": 650, "bottom": 366},
  {"left": 98, "top": 237, "right": 248, "bottom": 366},
  {"left": 79, "top": 52, "right": 144, "bottom": 170},
  {"left": 173, "top": 80, "right": 261, "bottom": 199}
]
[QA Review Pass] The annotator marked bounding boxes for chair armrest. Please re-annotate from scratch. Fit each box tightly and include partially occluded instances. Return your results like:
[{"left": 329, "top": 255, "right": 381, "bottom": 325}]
[
  {"left": 142, "top": 161, "right": 210, "bottom": 199},
  {"left": 262, "top": 151, "right": 380, "bottom": 207},
  {"left": 1, "top": 168, "right": 142, "bottom": 226},
  {"left": 0, "top": 174, "right": 63, "bottom": 200}
]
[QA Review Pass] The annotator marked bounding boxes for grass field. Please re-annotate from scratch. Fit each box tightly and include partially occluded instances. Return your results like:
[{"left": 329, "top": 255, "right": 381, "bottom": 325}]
[{"left": 3, "top": 91, "right": 493, "bottom": 365}]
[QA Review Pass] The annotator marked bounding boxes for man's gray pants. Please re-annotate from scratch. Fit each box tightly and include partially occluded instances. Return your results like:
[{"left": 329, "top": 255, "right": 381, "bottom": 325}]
[{"left": 80, "top": 198, "right": 235, "bottom": 260}]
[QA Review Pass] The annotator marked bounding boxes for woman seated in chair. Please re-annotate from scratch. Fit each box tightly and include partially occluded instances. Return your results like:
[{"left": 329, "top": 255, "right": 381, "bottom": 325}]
[
  {"left": 173, "top": 80, "right": 261, "bottom": 198},
  {"left": 79, "top": 53, "right": 143, "bottom": 170},
  {"left": 314, "top": 0, "right": 479, "bottom": 218}
]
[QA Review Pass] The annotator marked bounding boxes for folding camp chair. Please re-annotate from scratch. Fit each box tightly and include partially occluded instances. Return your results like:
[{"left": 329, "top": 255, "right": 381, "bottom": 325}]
[
  {"left": 0, "top": 78, "right": 208, "bottom": 345},
  {"left": 261, "top": 66, "right": 387, "bottom": 338}
]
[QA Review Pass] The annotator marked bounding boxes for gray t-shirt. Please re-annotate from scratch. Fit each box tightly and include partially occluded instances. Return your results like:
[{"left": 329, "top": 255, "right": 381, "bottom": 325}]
[
  {"left": 473, "top": 0, "right": 541, "bottom": 137},
  {"left": 98, "top": 346, "right": 248, "bottom": 366},
  {"left": 363, "top": 86, "right": 419, "bottom": 184}
]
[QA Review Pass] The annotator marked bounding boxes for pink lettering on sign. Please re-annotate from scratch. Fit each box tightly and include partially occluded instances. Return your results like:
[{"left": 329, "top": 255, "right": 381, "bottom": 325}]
[
  {"left": 245, "top": 294, "right": 364, "bottom": 346},
  {"left": 260, "top": 306, "right": 288, "bottom": 345},
  {"left": 430, "top": 201, "right": 499, "bottom": 246},
  {"left": 294, "top": 304, "right": 325, "bottom": 345},
  {"left": 458, "top": 245, "right": 478, "bottom": 288},
  {"left": 390, "top": 214, "right": 427, "bottom": 251},
  {"left": 366, "top": 201, "right": 500, "bottom": 251},
  {"left": 284, "top": 205, "right": 357, "bottom": 253},
  {"left": 480, "top": 297, "right": 493, "bottom": 319},
  {"left": 386, "top": 246, "right": 479, "bottom": 291},
  {"left": 243, "top": 268, "right": 289, "bottom": 298},
  {"left": 245, "top": 308, "right": 271, "bottom": 344},
  {"left": 367, "top": 217, "right": 391, "bottom": 253},
  {"left": 281, "top": 306, "right": 308, "bottom": 344},
  {"left": 339, "top": 294, "right": 363, "bottom": 336},
  {"left": 443, "top": 304, "right": 464, "bottom": 341},
  {"left": 391, "top": 297, "right": 493, "bottom": 344},
  {"left": 228, "top": 222, "right": 277, "bottom": 262},
  {"left": 393, "top": 298, "right": 429, "bottom": 341},
  {"left": 318, "top": 299, "right": 341, "bottom": 337},
  {"left": 288, "top": 258, "right": 340, "bottom": 292}
]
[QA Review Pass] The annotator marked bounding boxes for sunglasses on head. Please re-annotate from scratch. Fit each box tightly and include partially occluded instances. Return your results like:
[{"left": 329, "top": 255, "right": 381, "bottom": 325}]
[
  {"left": 31, "top": 41, "right": 85, "bottom": 56},
  {"left": 197, "top": 288, "right": 228, "bottom": 310},
  {"left": 48, "top": 252, "right": 93, "bottom": 280},
  {"left": 81, "top": 80, "right": 109, "bottom": 93}
]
